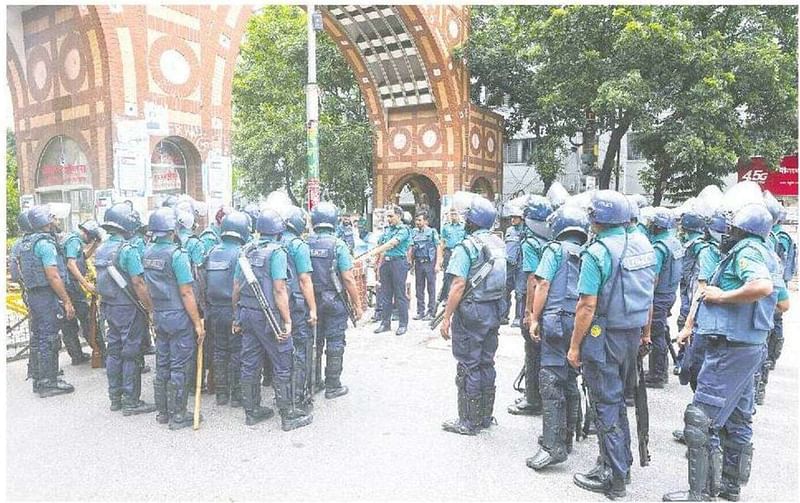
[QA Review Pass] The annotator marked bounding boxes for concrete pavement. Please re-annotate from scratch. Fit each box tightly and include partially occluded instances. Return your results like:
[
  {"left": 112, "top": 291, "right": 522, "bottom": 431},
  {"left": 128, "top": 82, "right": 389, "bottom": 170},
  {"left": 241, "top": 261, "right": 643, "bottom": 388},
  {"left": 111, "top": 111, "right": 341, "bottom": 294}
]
[{"left": 6, "top": 293, "right": 798, "bottom": 501}]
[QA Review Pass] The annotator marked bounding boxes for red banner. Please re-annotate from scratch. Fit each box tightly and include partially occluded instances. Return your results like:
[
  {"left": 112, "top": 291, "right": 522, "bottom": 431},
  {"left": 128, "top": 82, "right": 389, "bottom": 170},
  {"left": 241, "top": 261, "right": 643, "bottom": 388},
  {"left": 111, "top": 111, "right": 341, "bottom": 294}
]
[
  {"left": 38, "top": 164, "right": 90, "bottom": 187},
  {"left": 738, "top": 155, "right": 798, "bottom": 197}
]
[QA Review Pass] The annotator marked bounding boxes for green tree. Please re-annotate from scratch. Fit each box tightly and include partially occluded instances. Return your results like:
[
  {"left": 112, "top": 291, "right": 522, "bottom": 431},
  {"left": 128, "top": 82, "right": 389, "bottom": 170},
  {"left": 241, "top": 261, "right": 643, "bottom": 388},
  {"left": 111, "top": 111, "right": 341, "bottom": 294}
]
[
  {"left": 7, "top": 130, "right": 20, "bottom": 237},
  {"left": 464, "top": 6, "right": 798, "bottom": 201},
  {"left": 232, "top": 6, "right": 372, "bottom": 212}
]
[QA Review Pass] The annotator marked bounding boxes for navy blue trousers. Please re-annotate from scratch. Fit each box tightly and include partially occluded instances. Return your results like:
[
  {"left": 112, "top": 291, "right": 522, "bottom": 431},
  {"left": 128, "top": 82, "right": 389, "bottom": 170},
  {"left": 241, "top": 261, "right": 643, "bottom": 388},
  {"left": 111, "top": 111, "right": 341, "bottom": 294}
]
[
  {"left": 153, "top": 309, "right": 195, "bottom": 404},
  {"left": 451, "top": 299, "right": 501, "bottom": 398},
  {"left": 239, "top": 307, "right": 293, "bottom": 385},
  {"left": 414, "top": 260, "right": 436, "bottom": 315},
  {"left": 380, "top": 259, "right": 409, "bottom": 327},
  {"left": 103, "top": 303, "right": 146, "bottom": 400}
]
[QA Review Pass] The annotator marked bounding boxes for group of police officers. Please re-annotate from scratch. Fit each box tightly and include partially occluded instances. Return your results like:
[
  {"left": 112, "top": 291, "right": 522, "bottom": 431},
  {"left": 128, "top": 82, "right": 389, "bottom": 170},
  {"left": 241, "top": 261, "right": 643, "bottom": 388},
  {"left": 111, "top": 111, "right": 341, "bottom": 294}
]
[{"left": 10, "top": 180, "right": 796, "bottom": 501}]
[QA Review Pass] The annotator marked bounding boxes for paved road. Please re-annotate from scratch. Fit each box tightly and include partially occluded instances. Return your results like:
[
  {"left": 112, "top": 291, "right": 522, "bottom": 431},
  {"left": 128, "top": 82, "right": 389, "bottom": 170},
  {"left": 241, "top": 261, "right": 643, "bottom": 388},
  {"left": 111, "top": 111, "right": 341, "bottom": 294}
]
[{"left": 6, "top": 293, "right": 798, "bottom": 501}]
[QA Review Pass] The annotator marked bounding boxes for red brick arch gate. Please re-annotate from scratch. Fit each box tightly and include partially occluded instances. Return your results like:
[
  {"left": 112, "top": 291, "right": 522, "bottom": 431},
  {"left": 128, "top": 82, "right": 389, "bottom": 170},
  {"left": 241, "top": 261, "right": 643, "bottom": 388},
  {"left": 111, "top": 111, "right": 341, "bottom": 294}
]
[{"left": 6, "top": 5, "right": 503, "bottom": 217}]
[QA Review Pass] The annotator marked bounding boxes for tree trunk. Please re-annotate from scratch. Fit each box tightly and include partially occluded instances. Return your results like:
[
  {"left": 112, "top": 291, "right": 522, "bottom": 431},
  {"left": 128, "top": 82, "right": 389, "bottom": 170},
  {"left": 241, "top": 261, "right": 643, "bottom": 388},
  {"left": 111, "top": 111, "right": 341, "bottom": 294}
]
[
  {"left": 598, "top": 114, "right": 632, "bottom": 190},
  {"left": 542, "top": 178, "right": 554, "bottom": 194},
  {"left": 652, "top": 163, "right": 669, "bottom": 206}
]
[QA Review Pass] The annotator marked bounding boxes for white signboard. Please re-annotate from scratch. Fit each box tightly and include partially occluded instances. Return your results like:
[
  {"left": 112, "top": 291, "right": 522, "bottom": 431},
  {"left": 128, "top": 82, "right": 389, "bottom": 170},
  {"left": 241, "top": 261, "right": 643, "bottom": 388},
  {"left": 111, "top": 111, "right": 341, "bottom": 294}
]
[
  {"left": 20, "top": 195, "right": 35, "bottom": 210},
  {"left": 585, "top": 176, "right": 597, "bottom": 191},
  {"left": 116, "top": 119, "right": 148, "bottom": 146},
  {"left": 206, "top": 154, "right": 231, "bottom": 201},
  {"left": 116, "top": 147, "right": 148, "bottom": 194}
]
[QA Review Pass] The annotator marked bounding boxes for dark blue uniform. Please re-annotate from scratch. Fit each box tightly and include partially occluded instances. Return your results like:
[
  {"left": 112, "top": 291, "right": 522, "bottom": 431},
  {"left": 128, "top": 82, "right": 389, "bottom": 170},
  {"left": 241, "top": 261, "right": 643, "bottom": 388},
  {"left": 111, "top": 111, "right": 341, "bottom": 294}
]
[
  {"left": 60, "top": 232, "right": 92, "bottom": 363},
  {"left": 503, "top": 223, "right": 523, "bottom": 323},
  {"left": 282, "top": 232, "right": 314, "bottom": 407},
  {"left": 647, "top": 230, "right": 683, "bottom": 385},
  {"left": 410, "top": 225, "right": 439, "bottom": 318},
  {"left": 378, "top": 223, "right": 411, "bottom": 330}
]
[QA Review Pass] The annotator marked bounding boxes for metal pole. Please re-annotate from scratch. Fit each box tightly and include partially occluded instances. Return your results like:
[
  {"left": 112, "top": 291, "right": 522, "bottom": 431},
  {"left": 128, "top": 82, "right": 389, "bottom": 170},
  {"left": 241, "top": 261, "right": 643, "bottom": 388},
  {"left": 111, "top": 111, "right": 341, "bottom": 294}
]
[{"left": 306, "top": 4, "right": 321, "bottom": 210}]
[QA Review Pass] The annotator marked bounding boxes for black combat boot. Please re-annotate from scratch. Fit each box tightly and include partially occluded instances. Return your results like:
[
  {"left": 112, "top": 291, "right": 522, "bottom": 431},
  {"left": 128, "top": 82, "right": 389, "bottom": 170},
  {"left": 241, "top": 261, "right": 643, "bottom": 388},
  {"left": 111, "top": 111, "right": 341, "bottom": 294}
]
[
  {"left": 122, "top": 396, "right": 157, "bottom": 416},
  {"left": 109, "top": 390, "right": 122, "bottom": 411},
  {"left": 28, "top": 340, "right": 42, "bottom": 393},
  {"left": 508, "top": 344, "right": 542, "bottom": 415},
  {"left": 527, "top": 398, "right": 568, "bottom": 470},
  {"left": 565, "top": 386, "right": 581, "bottom": 454},
  {"left": 662, "top": 404, "right": 714, "bottom": 501},
  {"left": 154, "top": 379, "right": 169, "bottom": 424},
  {"left": 717, "top": 441, "right": 751, "bottom": 502},
  {"left": 38, "top": 378, "right": 75, "bottom": 398},
  {"left": 442, "top": 371, "right": 480, "bottom": 436},
  {"left": 215, "top": 358, "right": 229, "bottom": 406},
  {"left": 324, "top": 347, "right": 348, "bottom": 399},
  {"left": 229, "top": 367, "right": 242, "bottom": 407},
  {"left": 261, "top": 357, "right": 273, "bottom": 387},
  {"left": 673, "top": 429, "right": 686, "bottom": 443},
  {"left": 242, "top": 381, "right": 274, "bottom": 426},
  {"left": 167, "top": 382, "right": 195, "bottom": 430},
  {"left": 373, "top": 323, "right": 391, "bottom": 334},
  {"left": 275, "top": 379, "right": 313, "bottom": 431},
  {"left": 478, "top": 385, "right": 497, "bottom": 429}
]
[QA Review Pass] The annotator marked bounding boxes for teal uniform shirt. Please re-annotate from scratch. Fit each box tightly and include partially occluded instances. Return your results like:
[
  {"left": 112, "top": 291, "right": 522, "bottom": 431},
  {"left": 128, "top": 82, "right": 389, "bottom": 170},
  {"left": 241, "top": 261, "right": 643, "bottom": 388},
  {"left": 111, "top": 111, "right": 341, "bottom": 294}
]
[
  {"left": 34, "top": 238, "right": 59, "bottom": 268},
  {"left": 150, "top": 236, "right": 191, "bottom": 284},
  {"left": 178, "top": 228, "right": 205, "bottom": 266},
  {"left": 446, "top": 229, "right": 495, "bottom": 278},
  {"left": 650, "top": 230, "right": 674, "bottom": 276},
  {"left": 521, "top": 234, "right": 544, "bottom": 274},
  {"left": 535, "top": 236, "right": 584, "bottom": 282},
  {"left": 282, "top": 232, "right": 313, "bottom": 274},
  {"left": 109, "top": 234, "right": 145, "bottom": 277},
  {"left": 234, "top": 236, "right": 288, "bottom": 282},
  {"left": 714, "top": 236, "right": 771, "bottom": 291},
  {"left": 382, "top": 224, "right": 412, "bottom": 258},
  {"left": 697, "top": 240, "right": 722, "bottom": 282},
  {"left": 442, "top": 222, "right": 466, "bottom": 249},
  {"left": 773, "top": 224, "right": 793, "bottom": 255},
  {"left": 63, "top": 232, "right": 85, "bottom": 261},
  {"left": 200, "top": 225, "right": 221, "bottom": 255},
  {"left": 577, "top": 226, "right": 625, "bottom": 296},
  {"left": 130, "top": 234, "right": 146, "bottom": 259},
  {"left": 682, "top": 230, "right": 704, "bottom": 246},
  {"left": 316, "top": 229, "right": 354, "bottom": 272}
]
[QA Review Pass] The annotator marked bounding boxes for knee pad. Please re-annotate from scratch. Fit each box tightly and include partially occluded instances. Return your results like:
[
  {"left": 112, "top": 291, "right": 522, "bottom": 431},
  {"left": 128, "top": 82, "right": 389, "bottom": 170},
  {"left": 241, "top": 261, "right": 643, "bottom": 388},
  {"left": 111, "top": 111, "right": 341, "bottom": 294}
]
[{"left": 683, "top": 403, "right": 712, "bottom": 449}]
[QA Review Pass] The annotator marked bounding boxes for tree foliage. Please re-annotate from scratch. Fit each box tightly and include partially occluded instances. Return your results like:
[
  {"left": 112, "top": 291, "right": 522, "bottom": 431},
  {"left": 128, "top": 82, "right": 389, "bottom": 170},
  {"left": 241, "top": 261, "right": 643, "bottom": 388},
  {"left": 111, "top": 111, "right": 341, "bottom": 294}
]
[
  {"left": 464, "top": 6, "right": 797, "bottom": 202},
  {"left": 232, "top": 6, "right": 372, "bottom": 211},
  {"left": 7, "top": 130, "right": 20, "bottom": 237}
]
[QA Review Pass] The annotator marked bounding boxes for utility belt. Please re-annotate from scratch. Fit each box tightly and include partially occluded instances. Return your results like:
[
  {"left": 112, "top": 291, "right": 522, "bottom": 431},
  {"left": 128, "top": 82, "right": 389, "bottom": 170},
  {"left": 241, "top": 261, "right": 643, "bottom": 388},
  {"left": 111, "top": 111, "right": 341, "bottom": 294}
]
[
  {"left": 382, "top": 255, "right": 406, "bottom": 262},
  {"left": 543, "top": 309, "right": 576, "bottom": 317},
  {"left": 706, "top": 335, "right": 759, "bottom": 348},
  {"left": 414, "top": 257, "right": 432, "bottom": 264}
]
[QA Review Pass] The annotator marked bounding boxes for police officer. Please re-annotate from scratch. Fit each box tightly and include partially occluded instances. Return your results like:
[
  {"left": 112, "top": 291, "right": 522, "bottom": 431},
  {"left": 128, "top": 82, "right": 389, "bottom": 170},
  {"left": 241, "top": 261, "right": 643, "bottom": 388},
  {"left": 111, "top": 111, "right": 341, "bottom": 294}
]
[
  {"left": 439, "top": 195, "right": 506, "bottom": 435},
  {"left": 61, "top": 219, "right": 102, "bottom": 366},
  {"left": 143, "top": 207, "right": 205, "bottom": 429},
  {"left": 678, "top": 206, "right": 711, "bottom": 332},
  {"left": 372, "top": 205, "right": 412, "bottom": 336},
  {"left": 11, "top": 210, "right": 43, "bottom": 391},
  {"left": 278, "top": 204, "right": 318, "bottom": 415},
  {"left": 203, "top": 211, "right": 250, "bottom": 407},
  {"left": 336, "top": 214, "right": 356, "bottom": 251},
  {"left": 232, "top": 209, "right": 312, "bottom": 431},
  {"left": 309, "top": 202, "right": 364, "bottom": 399},
  {"left": 503, "top": 205, "right": 524, "bottom": 326},
  {"left": 200, "top": 204, "right": 230, "bottom": 255},
  {"left": 663, "top": 202, "right": 782, "bottom": 502},
  {"left": 644, "top": 207, "right": 683, "bottom": 388},
  {"left": 568, "top": 190, "right": 656, "bottom": 499},
  {"left": 18, "top": 205, "right": 77, "bottom": 397},
  {"left": 509, "top": 196, "right": 553, "bottom": 416},
  {"left": 763, "top": 192, "right": 795, "bottom": 370},
  {"left": 130, "top": 212, "right": 155, "bottom": 361},
  {"left": 526, "top": 205, "right": 589, "bottom": 470},
  {"left": 95, "top": 203, "right": 155, "bottom": 415},
  {"left": 409, "top": 212, "right": 440, "bottom": 320},
  {"left": 438, "top": 208, "right": 466, "bottom": 275}
]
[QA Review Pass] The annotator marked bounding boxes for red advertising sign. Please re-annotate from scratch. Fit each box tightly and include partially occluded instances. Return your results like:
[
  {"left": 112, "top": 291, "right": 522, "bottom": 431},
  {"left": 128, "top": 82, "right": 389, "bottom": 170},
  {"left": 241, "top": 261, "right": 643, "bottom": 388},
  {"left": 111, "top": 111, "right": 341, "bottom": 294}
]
[
  {"left": 38, "top": 164, "right": 90, "bottom": 187},
  {"left": 307, "top": 178, "right": 320, "bottom": 211},
  {"left": 738, "top": 155, "right": 798, "bottom": 197}
]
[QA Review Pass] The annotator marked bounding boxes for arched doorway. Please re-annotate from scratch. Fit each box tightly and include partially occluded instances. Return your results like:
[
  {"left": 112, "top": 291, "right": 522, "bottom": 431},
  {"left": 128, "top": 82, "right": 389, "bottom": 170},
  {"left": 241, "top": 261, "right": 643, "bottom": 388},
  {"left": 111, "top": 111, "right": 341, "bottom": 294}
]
[
  {"left": 150, "top": 136, "right": 202, "bottom": 203},
  {"left": 35, "top": 135, "right": 93, "bottom": 231},
  {"left": 471, "top": 176, "right": 495, "bottom": 201},
  {"left": 392, "top": 173, "right": 441, "bottom": 230}
]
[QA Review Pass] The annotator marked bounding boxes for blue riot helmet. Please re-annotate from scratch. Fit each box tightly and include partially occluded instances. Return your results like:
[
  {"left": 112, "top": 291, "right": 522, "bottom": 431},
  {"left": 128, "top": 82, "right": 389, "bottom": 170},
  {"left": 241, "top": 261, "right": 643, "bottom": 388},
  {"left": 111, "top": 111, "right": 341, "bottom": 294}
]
[
  {"left": 175, "top": 204, "right": 195, "bottom": 232},
  {"left": 102, "top": 202, "right": 137, "bottom": 235},
  {"left": 680, "top": 209, "right": 707, "bottom": 233},
  {"left": 162, "top": 194, "right": 178, "bottom": 208},
  {"left": 730, "top": 203, "right": 773, "bottom": 239},
  {"left": 549, "top": 205, "right": 589, "bottom": 242},
  {"left": 243, "top": 203, "right": 261, "bottom": 233},
  {"left": 523, "top": 195, "right": 553, "bottom": 239},
  {"left": 504, "top": 203, "right": 524, "bottom": 219},
  {"left": 78, "top": 219, "right": 102, "bottom": 242},
  {"left": 220, "top": 211, "right": 251, "bottom": 243},
  {"left": 311, "top": 201, "right": 339, "bottom": 230},
  {"left": 464, "top": 195, "right": 497, "bottom": 230},
  {"left": 149, "top": 207, "right": 177, "bottom": 238},
  {"left": 707, "top": 210, "right": 728, "bottom": 243},
  {"left": 282, "top": 205, "right": 308, "bottom": 235},
  {"left": 257, "top": 209, "right": 286, "bottom": 236},
  {"left": 17, "top": 209, "right": 33, "bottom": 234},
  {"left": 28, "top": 204, "right": 55, "bottom": 231},
  {"left": 589, "top": 190, "right": 631, "bottom": 225},
  {"left": 763, "top": 191, "right": 783, "bottom": 225},
  {"left": 649, "top": 207, "right": 676, "bottom": 232}
]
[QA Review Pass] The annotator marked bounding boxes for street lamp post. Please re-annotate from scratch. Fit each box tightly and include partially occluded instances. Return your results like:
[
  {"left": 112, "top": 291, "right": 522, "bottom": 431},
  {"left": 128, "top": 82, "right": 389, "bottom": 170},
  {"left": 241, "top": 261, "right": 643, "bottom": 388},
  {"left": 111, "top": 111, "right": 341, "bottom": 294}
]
[{"left": 306, "top": 5, "right": 323, "bottom": 210}]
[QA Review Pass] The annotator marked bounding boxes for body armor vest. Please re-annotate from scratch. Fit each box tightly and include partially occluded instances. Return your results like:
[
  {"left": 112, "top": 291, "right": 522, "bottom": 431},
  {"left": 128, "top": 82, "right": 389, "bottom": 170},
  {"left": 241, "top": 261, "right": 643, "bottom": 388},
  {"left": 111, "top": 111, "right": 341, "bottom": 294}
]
[
  {"left": 542, "top": 240, "right": 582, "bottom": 315},
  {"left": 595, "top": 231, "right": 656, "bottom": 330},
  {"left": 95, "top": 238, "right": 134, "bottom": 306},
  {"left": 308, "top": 233, "right": 339, "bottom": 294},
  {"left": 775, "top": 230, "right": 797, "bottom": 282},
  {"left": 143, "top": 244, "right": 185, "bottom": 311},
  {"left": 19, "top": 233, "right": 67, "bottom": 291},
  {"left": 680, "top": 235, "right": 705, "bottom": 297},
  {"left": 504, "top": 225, "right": 522, "bottom": 266},
  {"left": 696, "top": 239, "right": 780, "bottom": 344},
  {"left": 412, "top": 227, "right": 437, "bottom": 262},
  {"left": 204, "top": 242, "right": 240, "bottom": 306},
  {"left": 62, "top": 233, "right": 88, "bottom": 295},
  {"left": 461, "top": 232, "right": 507, "bottom": 303},
  {"left": 516, "top": 234, "right": 546, "bottom": 293},
  {"left": 652, "top": 234, "right": 684, "bottom": 316},
  {"left": 238, "top": 242, "right": 280, "bottom": 311}
]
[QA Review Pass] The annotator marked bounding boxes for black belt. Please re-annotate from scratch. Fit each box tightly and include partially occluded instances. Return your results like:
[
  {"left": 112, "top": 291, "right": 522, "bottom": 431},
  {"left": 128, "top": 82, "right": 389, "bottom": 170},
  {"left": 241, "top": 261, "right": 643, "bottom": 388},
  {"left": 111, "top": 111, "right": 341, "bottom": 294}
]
[
  {"left": 415, "top": 258, "right": 431, "bottom": 263},
  {"left": 706, "top": 335, "right": 758, "bottom": 348},
  {"left": 383, "top": 256, "right": 405, "bottom": 262}
]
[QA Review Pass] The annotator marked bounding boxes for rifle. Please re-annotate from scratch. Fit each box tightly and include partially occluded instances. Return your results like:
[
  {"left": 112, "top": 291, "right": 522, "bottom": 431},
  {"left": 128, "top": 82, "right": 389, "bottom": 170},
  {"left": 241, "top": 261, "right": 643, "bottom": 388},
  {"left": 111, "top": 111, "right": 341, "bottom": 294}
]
[
  {"left": 307, "top": 324, "right": 318, "bottom": 400},
  {"left": 513, "top": 364, "right": 525, "bottom": 393},
  {"left": 429, "top": 260, "right": 495, "bottom": 329},
  {"left": 193, "top": 340, "right": 203, "bottom": 430},
  {"left": 237, "top": 255, "right": 286, "bottom": 340},
  {"left": 635, "top": 342, "right": 651, "bottom": 467},
  {"left": 314, "top": 327, "right": 324, "bottom": 393},
  {"left": 87, "top": 294, "right": 102, "bottom": 368},
  {"left": 107, "top": 264, "right": 157, "bottom": 344},
  {"left": 580, "top": 374, "right": 595, "bottom": 439},
  {"left": 331, "top": 266, "right": 357, "bottom": 327}
]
